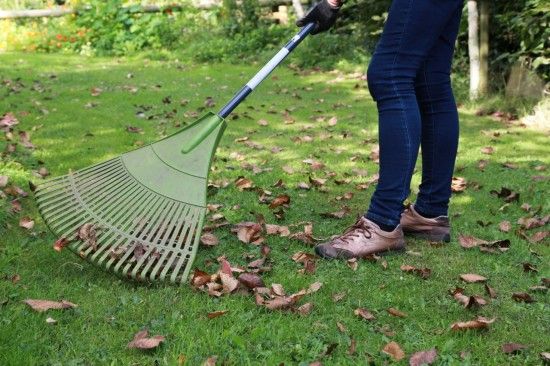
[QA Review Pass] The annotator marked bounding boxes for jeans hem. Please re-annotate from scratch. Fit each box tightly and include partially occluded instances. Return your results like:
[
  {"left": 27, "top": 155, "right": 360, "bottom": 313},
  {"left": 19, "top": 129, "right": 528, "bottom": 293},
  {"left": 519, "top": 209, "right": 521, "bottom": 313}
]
[
  {"left": 413, "top": 201, "right": 448, "bottom": 218},
  {"left": 364, "top": 211, "right": 401, "bottom": 228}
]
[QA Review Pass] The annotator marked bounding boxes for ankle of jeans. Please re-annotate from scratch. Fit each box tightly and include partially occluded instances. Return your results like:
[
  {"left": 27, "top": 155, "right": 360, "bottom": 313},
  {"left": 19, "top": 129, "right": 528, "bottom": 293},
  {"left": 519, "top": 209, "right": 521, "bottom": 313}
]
[
  {"left": 364, "top": 211, "right": 400, "bottom": 228},
  {"left": 412, "top": 201, "right": 448, "bottom": 218}
]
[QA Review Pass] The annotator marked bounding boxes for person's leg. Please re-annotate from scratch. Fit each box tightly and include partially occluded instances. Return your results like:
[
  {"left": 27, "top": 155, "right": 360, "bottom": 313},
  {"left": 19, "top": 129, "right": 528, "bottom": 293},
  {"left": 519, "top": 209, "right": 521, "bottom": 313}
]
[
  {"left": 414, "top": 3, "right": 463, "bottom": 218},
  {"left": 365, "top": 0, "right": 463, "bottom": 230}
]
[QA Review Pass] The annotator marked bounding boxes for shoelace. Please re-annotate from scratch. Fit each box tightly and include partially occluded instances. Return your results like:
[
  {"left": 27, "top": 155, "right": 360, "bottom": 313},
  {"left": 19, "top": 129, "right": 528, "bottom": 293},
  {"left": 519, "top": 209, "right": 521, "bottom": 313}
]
[{"left": 338, "top": 218, "right": 373, "bottom": 245}]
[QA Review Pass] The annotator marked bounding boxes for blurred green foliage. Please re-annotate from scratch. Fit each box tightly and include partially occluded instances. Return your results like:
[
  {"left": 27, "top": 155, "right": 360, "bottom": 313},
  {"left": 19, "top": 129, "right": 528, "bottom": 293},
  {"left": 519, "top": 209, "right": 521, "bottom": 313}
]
[{"left": 1, "top": 0, "right": 548, "bottom": 84}]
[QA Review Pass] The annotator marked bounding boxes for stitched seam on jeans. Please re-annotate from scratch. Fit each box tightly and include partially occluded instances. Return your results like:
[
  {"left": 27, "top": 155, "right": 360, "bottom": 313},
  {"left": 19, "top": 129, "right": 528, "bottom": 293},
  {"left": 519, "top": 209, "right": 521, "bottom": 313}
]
[
  {"left": 423, "top": 67, "right": 436, "bottom": 209},
  {"left": 390, "top": 0, "right": 414, "bottom": 204}
]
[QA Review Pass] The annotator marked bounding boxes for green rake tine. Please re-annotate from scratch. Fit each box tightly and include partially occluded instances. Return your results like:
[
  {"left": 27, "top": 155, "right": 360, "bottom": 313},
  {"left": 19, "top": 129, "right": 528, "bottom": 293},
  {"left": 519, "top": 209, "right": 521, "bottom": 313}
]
[
  {"left": 149, "top": 204, "right": 193, "bottom": 281},
  {"left": 76, "top": 182, "right": 142, "bottom": 255},
  {"left": 108, "top": 192, "right": 166, "bottom": 273},
  {"left": 85, "top": 184, "right": 151, "bottom": 255},
  {"left": 141, "top": 206, "right": 185, "bottom": 281},
  {"left": 91, "top": 188, "right": 157, "bottom": 263},
  {"left": 157, "top": 205, "right": 198, "bottom": 282},
  {"left": 127, "top": 200, "right": 180, "bottom": 279},
  {"left": 170, "top": 207, "right": 204, "bottom": 283},
  {"left": 37, "top": 164, "right": 126, "bottom": 214},
  {"left": 79, "top": 183, "right": 145, "bottom": 261},
  {"left": 41, "top": 170, "right": 130, "bottom": 225},
  {"left": 45, "top": 173, "right": 133, "bottom": 235},
  {"left": 35, "top": 160, "right": 121, "bottom": 200}
]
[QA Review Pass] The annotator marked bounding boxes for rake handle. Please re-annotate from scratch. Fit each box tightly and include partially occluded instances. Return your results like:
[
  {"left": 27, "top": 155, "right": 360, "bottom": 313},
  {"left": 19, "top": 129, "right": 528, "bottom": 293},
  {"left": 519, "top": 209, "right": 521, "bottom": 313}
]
[{"left": 218, "top": 23, "right": 316, "bottom": 119}]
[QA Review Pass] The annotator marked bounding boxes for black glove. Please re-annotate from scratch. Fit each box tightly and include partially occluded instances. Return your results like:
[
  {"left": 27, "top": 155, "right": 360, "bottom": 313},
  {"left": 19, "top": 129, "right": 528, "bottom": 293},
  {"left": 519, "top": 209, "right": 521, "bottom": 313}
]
[{"left": 296, "top": 0, "right": 341, "bottom": 35}]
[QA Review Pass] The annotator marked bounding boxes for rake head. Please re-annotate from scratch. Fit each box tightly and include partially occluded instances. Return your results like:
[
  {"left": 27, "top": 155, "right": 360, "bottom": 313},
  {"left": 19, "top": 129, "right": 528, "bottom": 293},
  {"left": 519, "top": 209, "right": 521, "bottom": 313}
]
[{"left": 34, "top": 113, "right": 226, "bottom": 284}]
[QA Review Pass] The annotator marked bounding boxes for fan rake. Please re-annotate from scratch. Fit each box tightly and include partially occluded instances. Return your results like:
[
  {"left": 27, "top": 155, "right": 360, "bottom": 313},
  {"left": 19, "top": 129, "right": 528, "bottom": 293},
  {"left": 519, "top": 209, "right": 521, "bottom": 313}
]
[{"left": 34, "top": 24, "right": 315, "bottom": 284}]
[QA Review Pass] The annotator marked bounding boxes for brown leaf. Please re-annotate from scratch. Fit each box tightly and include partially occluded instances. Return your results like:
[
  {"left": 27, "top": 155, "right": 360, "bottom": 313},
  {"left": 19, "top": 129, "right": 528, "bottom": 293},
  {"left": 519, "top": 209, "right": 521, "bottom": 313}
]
[
  {"left": 458, "top": 234, "right": 487, "bottom": 248},
  {"left": 354, "top": 308, "right": 375, "bottom": 321},
  {"left": 207, "top": 310, "right": 228, "bottom": 319},
  {"left": 336, "top": 322, "right": 347, "bottom": 333},
  {"left": 490, "top": 187, "right": 519, "bottom": 203},
  {"left": 0, "top": 112, "right": 19, "bottom": 130},
  {"left": 400, "top": 264, "right": 432, "bottom": 279},
  {"left": 460, "top": 273, "right": 487, "bottom": 283},
  {"left": 348, "top": 338, "right": 357, "bottom": 355},
  {"left": 511, "top": 292, "right": 535, "bottom": 303},
  {"left": 265, "top": 224, "right": 290, "bottom": 237},
  {"left": 307, "top": 281, "right": 323, "bottom": 294},
  {"left": 235, "top": 177, "right": 254, "bottom": 191},
  {"left": 202, "top": 356, "right": 218, "bottom": 366},
  {"left": 501, "top": 343, "right": 528, "bottom": 354},
  {"left": 296, "top": 302, "right": 313, "bottom": 315},
  {"left": 302, "top": 158, "right": 325, "bottom": 170},
  {"left": 24, "top": 299, "right": 77, "bottom": 312},
  {"left": 540, "top": 352, "right": 550, "bottom": 362},
  {"left": 127, "top": 329, "right": 165, "bottom": 349},
  {"left": 347, "top": 258, "right": 358, "bottom": 271},
  {"left": 530, "top": 231, "right": 548, "bottom": 243},
  {"left": 204, "top": 96, "right": 216, "bottom": 108},
  {"left": 257, "top": 119, "right": 268, "bottom": 126},
  {"left": 126, "top": 125, "right": 143, "bottom": 134},
  {"left": 53, "top": 237, "right": 70, "bottom": 252},
  {"left": 450, "top": 316, "right": 495, "bottom": 331},
  {"left": 387, "top": 307, "right": 407, "bottom": 318},
  {"left": 484, "top": 284, "right": 497, "bottom": 298},
  {"left": 191, "top": 269, "right": 211, "bottom": 288},
  {"left": 481, "top": 146, "right": 494, "bottom": 154},
  {"left": 499, "top": 221, "right": 511, "bottom": 232},
  {"left": 328, "top": 116, "right": 338, "bottom": 126},
  {"left": 237, "top": 273, "right": 264, "bottom": 289},
  {"left": 19, "top": 131, "right": 35, "bottom": 149},
  {"left": 332, "top": 292, "right": 346, "bottom": 302},
  {"left": 233, "top": 222, "right": 263, "bottom": 244},
  {"left": 477, "top": 159, "right": 489, "bottom": 171},
  {"left": 409, "top": 348, "right": 437, "bottom": 366},
  {"left": 0, "top": 175, "right": 8, "bottom": 188},
  {"left": 200, "top": 232, "right": 219, "bottom": 247},
  {"left": 321, "top": 206, "right": 351, "bottom": 219},
  {"left": 451, "top": 177, "right": 467, "bottom": 193},
  {"left": 219, "top": 272, "right": 239, "bottom": 294},
  {"left": 19, "top": 217, "right": 34, "bottom": 230},
  {"left": 269, "top": 194, "right": 290, "bottom": 209},
  {"left": 382, "top": 341, "right": 405, "bottom": 361}
]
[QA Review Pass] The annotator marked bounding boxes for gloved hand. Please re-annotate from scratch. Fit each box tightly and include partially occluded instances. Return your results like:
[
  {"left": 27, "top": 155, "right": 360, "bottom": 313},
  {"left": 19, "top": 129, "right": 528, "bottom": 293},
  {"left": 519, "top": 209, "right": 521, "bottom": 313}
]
[{"left": 296, "top": 0, "right": 341, "bottom": 35}]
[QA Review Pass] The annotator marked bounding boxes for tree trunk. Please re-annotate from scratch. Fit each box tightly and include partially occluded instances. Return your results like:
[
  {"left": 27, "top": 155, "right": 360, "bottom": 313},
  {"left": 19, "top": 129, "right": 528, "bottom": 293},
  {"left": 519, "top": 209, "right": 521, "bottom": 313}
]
[
  {"left": 292, "top": 0, "right": 305, "bottom": 18},
  {"left": 467, "top": 0, "right": 480, "bottom": 100},
  {"left": 478, "top": 0, "right": 489, "bottom": 95}
]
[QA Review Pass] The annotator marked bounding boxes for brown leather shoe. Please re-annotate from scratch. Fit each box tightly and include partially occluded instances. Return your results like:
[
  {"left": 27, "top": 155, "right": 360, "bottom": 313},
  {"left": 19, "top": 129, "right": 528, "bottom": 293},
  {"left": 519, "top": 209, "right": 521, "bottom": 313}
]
[
  {"left": 315, "top": 217, "right": 406, "bottom": 259},
  {"left": 400, "top": 205, "right": 450, "bottom": 242}
]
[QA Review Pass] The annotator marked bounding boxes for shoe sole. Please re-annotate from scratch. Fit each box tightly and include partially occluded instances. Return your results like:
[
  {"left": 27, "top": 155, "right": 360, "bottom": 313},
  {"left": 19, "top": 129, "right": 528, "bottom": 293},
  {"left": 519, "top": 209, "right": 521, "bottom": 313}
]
[
  {"left": 314, "top": 243, "right": 406, "bottom": 260},
  {"left": 403, "top": 230, "right": 450, "bottom": 243}
]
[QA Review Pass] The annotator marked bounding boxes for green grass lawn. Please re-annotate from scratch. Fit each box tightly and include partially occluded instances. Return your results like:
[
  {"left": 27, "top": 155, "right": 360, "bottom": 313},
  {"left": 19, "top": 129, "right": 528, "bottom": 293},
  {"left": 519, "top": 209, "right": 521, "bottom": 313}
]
[{"left": 0, "top": 52, "right": 549, "bottom": 365}]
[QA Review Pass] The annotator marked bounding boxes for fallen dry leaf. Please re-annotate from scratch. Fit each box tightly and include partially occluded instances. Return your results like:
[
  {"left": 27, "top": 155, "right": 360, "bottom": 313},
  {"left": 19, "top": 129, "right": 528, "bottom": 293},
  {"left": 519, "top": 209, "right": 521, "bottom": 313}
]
[
  {"left": 321, "top": 206, "right": 351, "bottom": 219},
  {"left": 53, "top": 237, "right": 70, "bottom": 252},
  {"left": 481, "top": 146, "right": 494, "bottom": 155},
  {"left": 511, "top": 292, "right": 535, "bottom": 303},
  {"left": 202, "top": 356, "right": 217, "bottom": 366},
  {"left": 387, "top": 307, "right": 407, "bottom": 318},
  {"left": 233, "top": 222, "right": 263, "bottom": 245},
  {"left": 458, "top": 235, "right": 487, "bottom": 248},
  {"left": 484, "top": 284, "right": 497, "bottom": 298},
  {"left": 490, "top": 187, "right": 519, "bottom": 203},
  {"left": 451, "top": 177, "right": 467, "bottom": 193},
  {"left": 19, "top": 217, "right": 34, "bottom": 230},
  {"left": 24, "top": 299, "right": 77, "bottom": 312},
  {"left": 400, "top": 264, "right": 432, "bottom": 279},
  {"left": 382, "top": 341, "right": 405, "bottom": 361},
  {"left": 0, "top": 175, "right": 9, "bottom": 188},
  {"left": 530, "top": 231, "right": 548, "bottom": 243},
  {"left": 460, "top": 273, "right": 487, "bottom": 283},
  {"left": 354, "top": 308, "right": 375, "bottom": 321},
  {"left": 269, "top": 194, "right": 290, "bottom": 209},
  {"left": 501, "top": 343, "right": 528, "bottom": 354},
  {"left": 296, "top": 302, "right": 313, "bottom": 315},
  {"left": 207, "top": 310, "right": 228, "bottom": 319},
  {"left": 237, "top": 273, "right": 264, "bottom": 289},
  {"left": 450, "top": 316, "right": 495, "bottom": 331},
  {"left": 499, "top": 221, "right": 511, "bottom": 232},
  {"left": 127, "top": 329, "right": 165, "bottom": 349},
  {"left": 409, "top": 348, "right": 437, "bottom": 366},
  {"left": 200, "top": 232, "right": 219, "bottom": 247}
]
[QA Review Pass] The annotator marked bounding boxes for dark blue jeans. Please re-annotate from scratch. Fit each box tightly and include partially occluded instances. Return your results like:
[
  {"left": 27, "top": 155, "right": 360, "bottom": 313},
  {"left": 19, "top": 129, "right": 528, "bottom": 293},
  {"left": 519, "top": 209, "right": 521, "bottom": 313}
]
[{"left": 365, "top": 0, "right": 463, "bottom": 228}]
